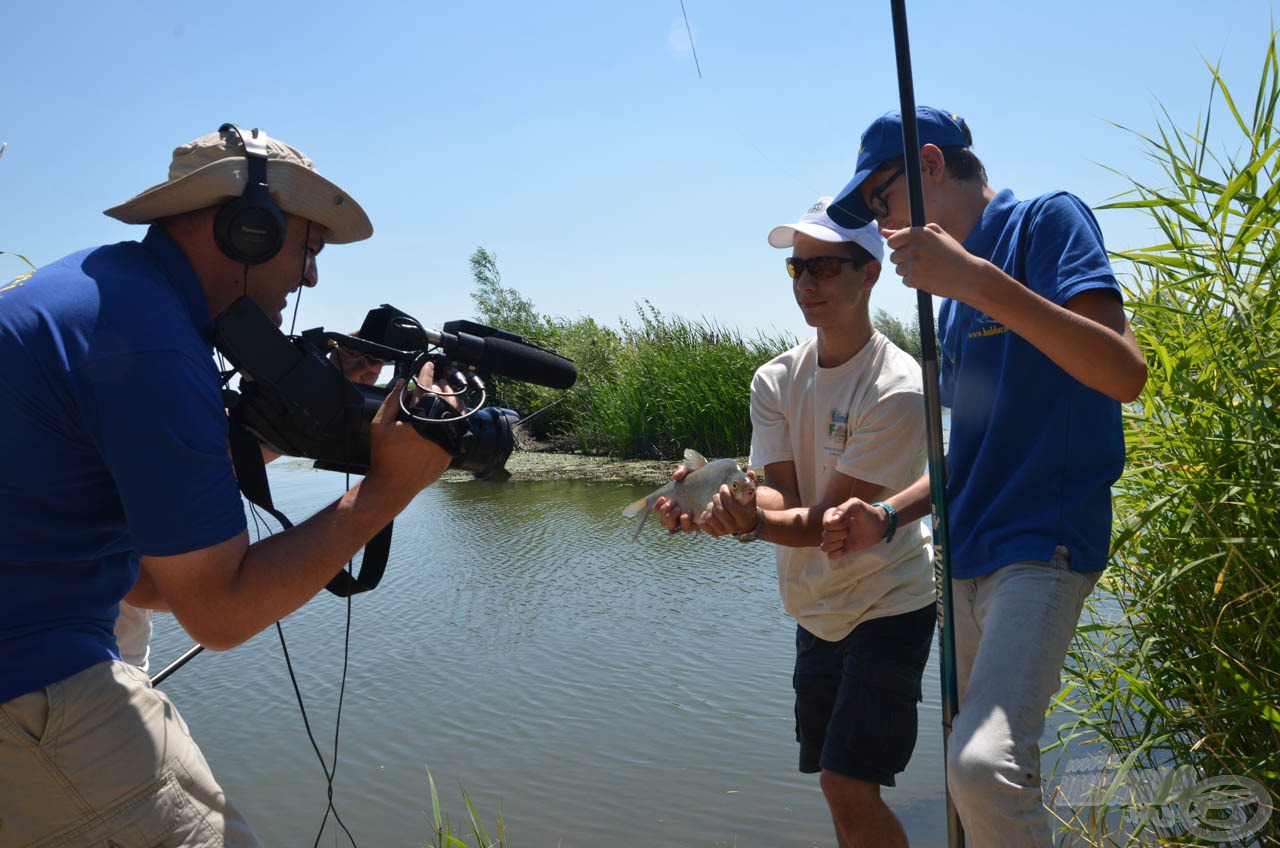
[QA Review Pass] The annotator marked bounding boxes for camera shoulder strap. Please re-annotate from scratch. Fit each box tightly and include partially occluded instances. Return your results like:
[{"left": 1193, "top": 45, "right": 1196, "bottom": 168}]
[{"left": 226, "top": 404, "right": 392, "bottom": 597}]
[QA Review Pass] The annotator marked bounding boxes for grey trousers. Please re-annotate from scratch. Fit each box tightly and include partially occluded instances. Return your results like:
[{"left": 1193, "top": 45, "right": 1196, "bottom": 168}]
[{"left": 946, "top": 547, "right": 1099, "bottom": 848}]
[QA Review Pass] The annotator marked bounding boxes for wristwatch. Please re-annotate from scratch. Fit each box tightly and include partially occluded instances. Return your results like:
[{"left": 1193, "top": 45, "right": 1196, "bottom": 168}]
[{"left": 735, "top": 507, "right": 767, "bottom": 543}]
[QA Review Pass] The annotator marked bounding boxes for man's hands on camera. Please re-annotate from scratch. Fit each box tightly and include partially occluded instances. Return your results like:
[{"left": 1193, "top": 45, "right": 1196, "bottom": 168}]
[{"left": 366, "top": 360, "right": 458, "bottom": 496}]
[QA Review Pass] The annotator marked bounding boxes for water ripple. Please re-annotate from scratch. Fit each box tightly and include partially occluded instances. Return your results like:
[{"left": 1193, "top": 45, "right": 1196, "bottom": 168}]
[{"left": 149, "top": 475, "right": 950, "bottom": 848}]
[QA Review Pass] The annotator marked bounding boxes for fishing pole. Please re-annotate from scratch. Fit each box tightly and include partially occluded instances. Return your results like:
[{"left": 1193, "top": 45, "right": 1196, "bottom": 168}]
[
  {"left": 887, "top": 1, "right": 965, "bottom": 846},
  {"left": 149, "top": 643, "right": 203, "bottom": 686}
]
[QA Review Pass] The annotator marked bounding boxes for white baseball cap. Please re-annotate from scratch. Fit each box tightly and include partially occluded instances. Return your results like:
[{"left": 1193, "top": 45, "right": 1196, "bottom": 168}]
[{"left": 767, "top": 196, "right": 884, "bottom": 262}]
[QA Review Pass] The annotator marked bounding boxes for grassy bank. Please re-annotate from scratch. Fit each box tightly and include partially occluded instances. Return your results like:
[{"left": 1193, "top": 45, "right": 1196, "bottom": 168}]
[{"left": 441, "top": 447, "right": 686, "bottom": 486}]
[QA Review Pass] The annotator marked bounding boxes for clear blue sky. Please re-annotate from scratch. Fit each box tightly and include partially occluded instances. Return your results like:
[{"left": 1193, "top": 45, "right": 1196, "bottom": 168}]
[{"left": 3, "top": 0, "right": 1274, "bottom": 342}]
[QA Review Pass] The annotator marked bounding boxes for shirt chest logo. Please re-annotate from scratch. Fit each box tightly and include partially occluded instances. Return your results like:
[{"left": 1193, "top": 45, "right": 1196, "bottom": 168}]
[{"left": 827, "top": 410, "right": 849, "bottom": 453}]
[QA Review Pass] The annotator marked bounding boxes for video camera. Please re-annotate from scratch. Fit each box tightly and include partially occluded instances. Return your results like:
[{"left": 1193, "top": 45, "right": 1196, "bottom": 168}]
[
  {"left": 212, "top": 297, "right": 577, "bottom": 484},
  {"left": 207, "top": 297, "right": 576, "bottom": 598}
]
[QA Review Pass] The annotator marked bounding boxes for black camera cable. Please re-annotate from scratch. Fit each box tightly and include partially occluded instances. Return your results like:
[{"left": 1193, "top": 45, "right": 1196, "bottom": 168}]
[
  {"left": 219, "top": 336, "right": 361, "bottom": 848},
  {"left": 287, "top": 222, "right": 312, "bottom": 338}
]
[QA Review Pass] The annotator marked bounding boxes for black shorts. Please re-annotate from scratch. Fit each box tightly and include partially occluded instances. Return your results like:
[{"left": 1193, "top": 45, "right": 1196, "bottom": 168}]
[{"left": 793, "top": 603, "right": 935, "bottom": 786}]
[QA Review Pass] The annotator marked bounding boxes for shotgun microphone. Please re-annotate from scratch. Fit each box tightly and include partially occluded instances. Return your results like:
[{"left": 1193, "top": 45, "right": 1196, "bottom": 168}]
[{"left": 357, "top": 306, "right": 578, "bottom": 391}]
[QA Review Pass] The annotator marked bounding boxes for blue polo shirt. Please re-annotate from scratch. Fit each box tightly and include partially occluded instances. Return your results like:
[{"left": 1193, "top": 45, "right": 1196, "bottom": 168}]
[
  {"left": 0, "top": 226, "right": 247, "bottom": 702},
  {"left": 939, "top": 189, "right": 1124, "bottom": 579}
]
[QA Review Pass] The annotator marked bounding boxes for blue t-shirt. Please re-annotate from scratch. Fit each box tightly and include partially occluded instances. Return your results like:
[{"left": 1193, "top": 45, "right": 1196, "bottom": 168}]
[
  {"left": 939, "top": 189, "right": 1124, "bottom": 579},
  {"left": 0, "top": 226, "right": 248, "bottom": 702}
]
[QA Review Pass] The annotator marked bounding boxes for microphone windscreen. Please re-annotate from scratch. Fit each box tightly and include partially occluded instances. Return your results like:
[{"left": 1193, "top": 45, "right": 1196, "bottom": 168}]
[{"left": 479, "top": 336, "right": 578, "bottom": 390}]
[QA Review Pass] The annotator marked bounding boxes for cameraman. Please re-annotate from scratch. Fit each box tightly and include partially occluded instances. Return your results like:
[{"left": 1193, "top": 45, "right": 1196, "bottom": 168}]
[{"left": 0, "top": 127, "right": 451, "bottom": 847}]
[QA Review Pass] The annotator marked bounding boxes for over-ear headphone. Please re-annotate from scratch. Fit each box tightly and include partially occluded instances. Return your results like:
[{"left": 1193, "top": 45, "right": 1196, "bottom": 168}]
[{"left": 213, "top": 124, "right": 287, "bottom": 265}]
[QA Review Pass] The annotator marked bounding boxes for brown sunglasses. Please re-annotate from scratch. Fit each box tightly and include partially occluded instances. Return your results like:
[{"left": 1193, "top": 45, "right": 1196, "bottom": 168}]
[{"left": 785, "top": 256, "right": 861, "bottom": 281}]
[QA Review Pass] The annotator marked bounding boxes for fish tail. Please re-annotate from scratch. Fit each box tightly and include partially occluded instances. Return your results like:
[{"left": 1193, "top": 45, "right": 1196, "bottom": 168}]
[
  {"left": 630, "top": 508, "right": 650, "bottom": 542},
  {"left": 621, "top": 495, "right": 650, "bottom": 518},
  {"left": 622, "top": 494, "right": 656, "bottom": 541}
]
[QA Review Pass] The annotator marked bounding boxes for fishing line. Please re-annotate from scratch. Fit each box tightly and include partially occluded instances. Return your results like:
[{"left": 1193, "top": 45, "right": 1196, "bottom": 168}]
[
  {"left": 514, "top": 396, "right": 565, "bottom": 428},
  {"left": 670, "top": 4, "right": 826, "bottom": 196},
  {"left": 678, "top": 0, "right": 702, "bottom": 79}
]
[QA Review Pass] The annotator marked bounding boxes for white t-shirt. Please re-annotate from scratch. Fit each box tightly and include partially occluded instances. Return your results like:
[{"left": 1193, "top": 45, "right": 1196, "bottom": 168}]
[
  {"left": 114, "top": 601, "right": 153, "bottom": 672},
  {"left": 749, "top": 332, "right": 934, "bottom": 641}
]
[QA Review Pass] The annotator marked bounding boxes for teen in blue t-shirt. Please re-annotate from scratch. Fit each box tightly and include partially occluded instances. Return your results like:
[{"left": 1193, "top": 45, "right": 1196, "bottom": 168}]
[{"left": 818, "top": 107, "right": 1147, "bottom": 848}]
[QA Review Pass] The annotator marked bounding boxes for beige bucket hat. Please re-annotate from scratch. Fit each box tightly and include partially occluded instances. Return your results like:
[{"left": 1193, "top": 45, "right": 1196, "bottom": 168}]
[{"left": 104, "top": 127, "right": 373, "bottom": 244}]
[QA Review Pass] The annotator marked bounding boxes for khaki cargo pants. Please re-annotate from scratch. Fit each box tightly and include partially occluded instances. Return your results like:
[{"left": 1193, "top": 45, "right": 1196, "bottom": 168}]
[{"left": 0, "top": 660, "right": 258, "bottom": 848}]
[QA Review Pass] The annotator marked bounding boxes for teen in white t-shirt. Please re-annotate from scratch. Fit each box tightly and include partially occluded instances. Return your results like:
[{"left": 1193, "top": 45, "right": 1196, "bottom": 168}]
[
  {"left": 658, "top": 197, "right": 934, "bottom": 848},
  {"left": 750, "top": 331, "right": 933, "bottom": 640}
]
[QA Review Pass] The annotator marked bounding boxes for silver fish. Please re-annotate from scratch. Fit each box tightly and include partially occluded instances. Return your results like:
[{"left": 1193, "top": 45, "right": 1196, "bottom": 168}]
[{"left": 622, "top": 449, "right": 756, "bottom": 541}]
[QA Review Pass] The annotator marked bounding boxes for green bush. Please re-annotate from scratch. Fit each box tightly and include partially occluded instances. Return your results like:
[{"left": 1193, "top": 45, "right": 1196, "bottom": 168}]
[
  {"left": 468, "top": 246, "right": 613, "bottom": 440},
  {"left": 575, "top": 302, "right": 794, "bottom": 459},
  {"left": 873, "top": 307, "right": 937, "bottom": 364},
  {"left": 467, "top": 248, "right": 796, "bottom": 459},
  {"left": 1052, "top": 34, "right": 1280, "bottom": 848}
]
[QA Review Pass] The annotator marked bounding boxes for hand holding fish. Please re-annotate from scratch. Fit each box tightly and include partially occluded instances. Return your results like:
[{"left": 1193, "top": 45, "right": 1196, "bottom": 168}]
[
  {"left": 623, "top": 450, "right": 756, "bottom": 541},
  {"left": 695, "top": 473, "right": 759, "bottom": 538},
  {"left": 820, "top": 498, "right": 891, "bottom": 559}
]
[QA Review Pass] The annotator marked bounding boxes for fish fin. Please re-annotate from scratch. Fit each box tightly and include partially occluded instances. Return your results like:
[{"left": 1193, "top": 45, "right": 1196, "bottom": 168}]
[
  {"left": 622, "top": 495, "right": 650, "bottom": 518},
  {"left": 630, "top": 508, "right": 650, "bottom": 541},
  {"left": 682, "top": 449, "right": 709, "bottom": 471}
]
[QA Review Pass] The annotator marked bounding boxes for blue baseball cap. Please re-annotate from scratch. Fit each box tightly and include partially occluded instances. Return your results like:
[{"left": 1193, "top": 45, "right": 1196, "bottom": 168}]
[{"left": 828, "top": 106, "right": 971, "bottom": 228}]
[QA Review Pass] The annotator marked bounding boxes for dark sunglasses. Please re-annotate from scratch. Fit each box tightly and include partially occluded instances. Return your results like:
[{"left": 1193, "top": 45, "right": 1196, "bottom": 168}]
[
  {"left": 785, "top": 256, "right": 861, "bottom": 281},
  {"left": 868, "top": 165, "right": 905, "bottom": 218}
]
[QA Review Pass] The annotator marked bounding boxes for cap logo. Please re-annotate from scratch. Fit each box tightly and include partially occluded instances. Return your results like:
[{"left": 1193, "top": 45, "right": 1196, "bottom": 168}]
[{"left": 807, "top": 200, "right": 828, "bottom": 214}]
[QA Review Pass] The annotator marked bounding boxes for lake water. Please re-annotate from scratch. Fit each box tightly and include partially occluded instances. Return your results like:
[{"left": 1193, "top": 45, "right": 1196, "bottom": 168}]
[{"left": 149, "top": 453, "right": 1074, "bottom": 848}]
